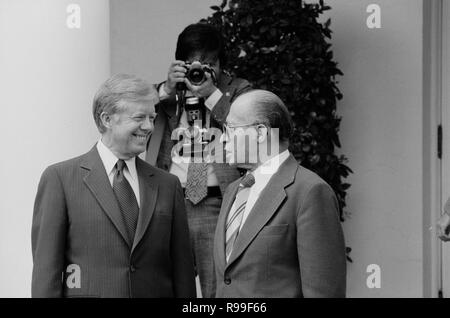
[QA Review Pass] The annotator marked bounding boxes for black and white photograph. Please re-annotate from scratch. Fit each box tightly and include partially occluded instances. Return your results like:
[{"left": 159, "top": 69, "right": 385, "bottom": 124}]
[{"left": 0, "top": 0, "right": 448, "bottom": 302}]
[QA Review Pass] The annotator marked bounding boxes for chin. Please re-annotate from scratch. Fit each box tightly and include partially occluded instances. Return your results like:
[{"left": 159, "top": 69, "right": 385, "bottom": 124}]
[
  {"left": 129, "top": 146, "right": 146, "bottom": 157},
  {"left": 225, "top": 153, "right": 235, "bottom": 165}
]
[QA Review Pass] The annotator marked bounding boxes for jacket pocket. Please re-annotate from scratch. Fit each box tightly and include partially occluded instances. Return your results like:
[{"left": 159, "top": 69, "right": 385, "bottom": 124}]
[{"left": 260, "top": 224, "right": 289, "bottom": 236}]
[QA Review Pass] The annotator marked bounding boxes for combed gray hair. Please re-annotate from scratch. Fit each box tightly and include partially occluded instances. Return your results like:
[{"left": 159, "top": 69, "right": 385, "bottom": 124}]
[
  {"left": 92, "top": 74, "right": 158, "bottom": 133},
  {"left": 241, "top": 89, "right": 293, "bottom": 143}
]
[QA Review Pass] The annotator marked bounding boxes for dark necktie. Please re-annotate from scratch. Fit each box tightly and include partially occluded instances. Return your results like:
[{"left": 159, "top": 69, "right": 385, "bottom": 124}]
[
  {"left": 185, "top": 161, "right": 208, "bottom": 205},
  {"left": 113, "top": 159, "right": 139, "bottom": 245}
]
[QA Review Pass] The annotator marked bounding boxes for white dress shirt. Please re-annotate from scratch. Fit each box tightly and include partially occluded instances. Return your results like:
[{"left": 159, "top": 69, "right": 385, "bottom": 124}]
[
  {"left": 96, "top": 139, "right": 140, "bottom": 207},
  {"left": 239, "top": 150, "right": 291, "bottom": 230},
  {"left": 159, "top": 85, "right": 221, "bottom": 187}
]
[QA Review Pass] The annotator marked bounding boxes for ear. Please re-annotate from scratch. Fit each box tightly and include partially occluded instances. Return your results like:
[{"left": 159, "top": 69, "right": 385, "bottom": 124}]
[
  {"left": 100, "top": 112, "right": 113, "bottom": 130},
  {"left": 256, "top": 124, "right": 268, "bottom": 143}
]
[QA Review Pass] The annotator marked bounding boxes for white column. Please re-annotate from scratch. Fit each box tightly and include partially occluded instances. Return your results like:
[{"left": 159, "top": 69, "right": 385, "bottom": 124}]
[{"left": 0, "top": 0, "right": 110, "bottom": 297}]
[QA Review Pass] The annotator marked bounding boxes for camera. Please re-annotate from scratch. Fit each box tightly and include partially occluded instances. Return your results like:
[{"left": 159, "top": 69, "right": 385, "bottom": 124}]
[
  {"left": 185, "top": 61, "right": 214, "bottom": 86},
  {"left": 181, "top": 96, "right": 209, "bottom": 159},
  {"left": 174, "top": 60, "right": 216, "bottom": 93},
  {"left": 184, "top": 96, "right": 205, "bottom": 125}
]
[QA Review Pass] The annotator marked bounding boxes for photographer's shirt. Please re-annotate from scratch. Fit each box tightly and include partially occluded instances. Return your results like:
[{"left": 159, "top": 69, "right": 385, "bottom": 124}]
[{"left": 159, "top": 85, "right": 222, "bottom": 187}]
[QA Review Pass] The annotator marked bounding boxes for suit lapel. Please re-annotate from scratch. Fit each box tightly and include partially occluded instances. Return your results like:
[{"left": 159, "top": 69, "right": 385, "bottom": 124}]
[
  {"left": 158, "top": 96, "right": 180, "bottom": 132},
  {"left": 167, "top": 114, "right": 179, "bottom": 132},
  {"left": 131, "top": 158, "right": 158, "bottom": 253},
  {"left": 226, "top": 155, "right": 299, "bottom": 268},
  {"left": 145, "top": 108, "right": 167, "bottom": 166},
  {"left": 82, "top": 146, "right": 131, "bottom": 248},
  {"left": 216, "top": 179, "right": 241, "bottom": 272}
]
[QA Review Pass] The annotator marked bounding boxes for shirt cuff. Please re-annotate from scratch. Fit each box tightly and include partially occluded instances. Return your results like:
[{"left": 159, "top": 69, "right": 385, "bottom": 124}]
[{"left": 204, "top": 88, "right": 223, "bottom": 111}]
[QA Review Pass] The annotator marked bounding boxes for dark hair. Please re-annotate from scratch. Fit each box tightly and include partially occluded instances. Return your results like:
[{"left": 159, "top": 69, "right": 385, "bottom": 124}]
[{"left": 175, "top": 23, "right": 226, "bottom": 65}]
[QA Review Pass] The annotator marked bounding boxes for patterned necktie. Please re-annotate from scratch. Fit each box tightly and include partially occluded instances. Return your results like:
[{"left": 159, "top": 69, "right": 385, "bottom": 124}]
[
  {"left": 113, "top": 159, "right": 139, "bottom": 245},
  {"left": 225, "top": 173, "right": 255, "bottom": 262},
  {"left": 185, "top": 161, "right": 208, "bottom": 205}
]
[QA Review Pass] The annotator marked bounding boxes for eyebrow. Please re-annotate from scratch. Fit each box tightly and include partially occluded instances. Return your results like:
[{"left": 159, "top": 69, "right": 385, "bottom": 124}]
[{"left": 131, "top": 112, "right": 155, "bottom": 117}]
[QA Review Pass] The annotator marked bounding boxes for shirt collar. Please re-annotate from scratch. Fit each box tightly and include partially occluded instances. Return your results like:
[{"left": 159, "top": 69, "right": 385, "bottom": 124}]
[
  {"left": 96, "top": 139, "right": 137, "bottom": 180},
  {"left": 248, "top": 149, "right": 290, "bottom": 193}
]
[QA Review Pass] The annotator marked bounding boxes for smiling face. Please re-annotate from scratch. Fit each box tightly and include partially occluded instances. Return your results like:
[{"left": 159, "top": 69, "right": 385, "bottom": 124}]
[{"left": 102, "top": 99, "right": 156, "bottom": 159}]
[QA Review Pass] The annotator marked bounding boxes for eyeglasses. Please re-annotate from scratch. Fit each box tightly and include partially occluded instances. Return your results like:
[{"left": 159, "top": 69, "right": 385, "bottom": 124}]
[{"left": 222, "top": 122, "right": 261, "bottom": 139}]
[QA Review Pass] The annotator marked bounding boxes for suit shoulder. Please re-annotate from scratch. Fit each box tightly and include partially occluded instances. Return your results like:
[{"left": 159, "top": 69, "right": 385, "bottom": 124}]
[
  {"left": 43, "top": 153, "right": 86, "bottom": 176},
  {"left": 230, "top": 78, "right": 251, "bottom": 92},
  {"left": 230, "top": 76, "right": 250, "bottom": 86},
  {"left": 221, "top": 73, "right": 250, "bottom": 88},
  {"left": 294, "top": 166, "right": 339, "bottom": 216},
  {"left": 296, "top": 165, "right": 333, "bottom": 192}
]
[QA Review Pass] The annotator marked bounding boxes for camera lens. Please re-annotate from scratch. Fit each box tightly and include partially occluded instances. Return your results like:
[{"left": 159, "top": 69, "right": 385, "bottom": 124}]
[{"left": 187, "top": 67, "right": 206, "bottom": 85}]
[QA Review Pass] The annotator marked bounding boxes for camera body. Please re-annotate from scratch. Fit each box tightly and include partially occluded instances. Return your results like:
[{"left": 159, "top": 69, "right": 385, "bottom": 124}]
[
  {"left": 185, "top": 61, "right": 214, "bottom": 86},
  {"left": 181, "top": 96, "right": 209, "bottom": 159},
  {"left": 184, "top": 96, "right": 204, "bottom": 125}
]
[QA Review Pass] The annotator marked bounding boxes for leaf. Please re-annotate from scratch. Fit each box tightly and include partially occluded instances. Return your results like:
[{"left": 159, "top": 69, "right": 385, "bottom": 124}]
[
  {"left": 247, "top": 14, "right": 253, "bottom": 25},
  {"left": 260, "top": 25, "right": 269, "bottom": 33},
  {"left": 201, "top": 0, "right": 350, "bottom": 233},
  {"left": 220, "top": 0, "right": 228, "bottom": 9}
]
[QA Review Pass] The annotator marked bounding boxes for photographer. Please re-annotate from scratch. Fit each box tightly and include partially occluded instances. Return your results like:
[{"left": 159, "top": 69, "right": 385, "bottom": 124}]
[{"left": 146, "top": 23, "right": 251, "bottom": 298}]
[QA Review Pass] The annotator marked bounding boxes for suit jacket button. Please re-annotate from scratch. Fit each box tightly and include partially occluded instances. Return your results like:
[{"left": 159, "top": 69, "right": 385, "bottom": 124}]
[
  {"left": 224, "top": 278, "right": 231, "bottom": 285},
  {"left": 130, "top": 265, "right": 136, "bottom": 273}
]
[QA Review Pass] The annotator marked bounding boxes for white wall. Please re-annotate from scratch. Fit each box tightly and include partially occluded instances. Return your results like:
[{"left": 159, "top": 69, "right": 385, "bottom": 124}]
[
  {"left": 0, "top": 0, "right": 110, "bottom": 297},
  {"left": 324, "top": 0, "right": 424, "bottom": 297},
  {"left": 111, "top": 0, "right": 218, "bottom": 83},
  {"left": 111, "top": 0, "right": 426, "bottom": 297}
]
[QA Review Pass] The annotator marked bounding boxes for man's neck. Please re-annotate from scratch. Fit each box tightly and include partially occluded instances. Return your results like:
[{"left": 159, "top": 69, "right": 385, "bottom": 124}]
[
  {"left": 100, "top": 136, "right": 133, "bottom": 161},
  {"left": 254, "top": 144, "right": 288, "bottom": 169},
  {"left": 238, "top": 149, "right": 288, "bottom": 173}
]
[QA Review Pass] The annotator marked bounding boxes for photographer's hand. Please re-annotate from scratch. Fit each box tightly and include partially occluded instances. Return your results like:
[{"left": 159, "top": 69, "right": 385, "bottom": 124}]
[
  {"left": 184, "top": 72, "right": 218, "bottom": 99},
  {"left": 164, "top": 61, "right": 187, "bottom": 96}
]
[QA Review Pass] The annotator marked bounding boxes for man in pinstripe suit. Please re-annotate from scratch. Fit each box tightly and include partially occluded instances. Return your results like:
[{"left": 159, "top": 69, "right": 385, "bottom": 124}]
[{"left": 31, "top": 74, "right": 196, "bottom": 298}]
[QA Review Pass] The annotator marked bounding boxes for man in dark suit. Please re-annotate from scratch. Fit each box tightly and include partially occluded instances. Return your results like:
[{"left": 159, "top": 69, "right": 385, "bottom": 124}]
[
  {"left": 146, "top": 23, "right": 251, "bottom": 298},
  {"left": 214, "top": 90, "right": 347, "bottom": 298},
  {"left": 32, "top": 74, "right": 196, "bottom": 298}
]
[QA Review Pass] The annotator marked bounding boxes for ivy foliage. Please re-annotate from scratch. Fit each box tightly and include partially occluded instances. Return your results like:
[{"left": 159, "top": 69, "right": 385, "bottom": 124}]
[{"left": 202, "top": 0, "right": 352, "bottom": 222}]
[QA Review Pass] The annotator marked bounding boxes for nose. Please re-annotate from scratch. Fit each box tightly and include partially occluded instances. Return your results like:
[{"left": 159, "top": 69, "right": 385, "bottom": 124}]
[{"left": 141, "top": 116, "right": 154, "bottom": 131}]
